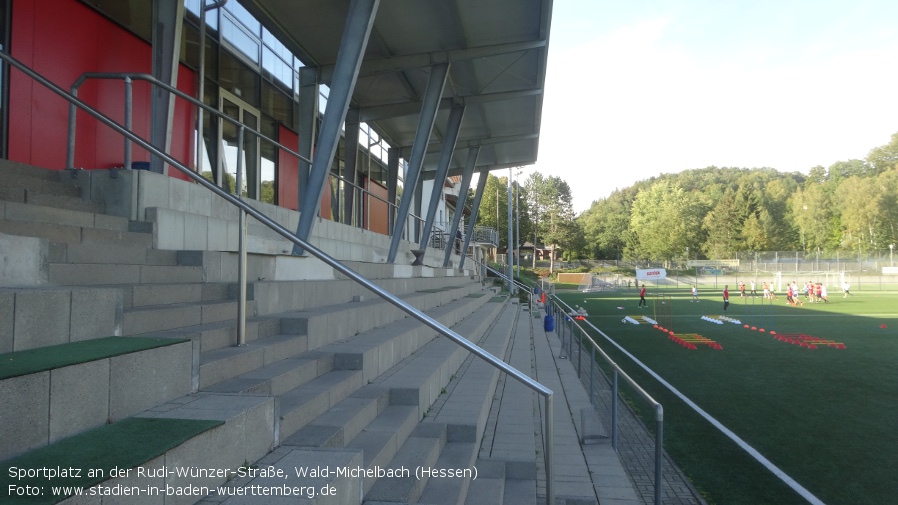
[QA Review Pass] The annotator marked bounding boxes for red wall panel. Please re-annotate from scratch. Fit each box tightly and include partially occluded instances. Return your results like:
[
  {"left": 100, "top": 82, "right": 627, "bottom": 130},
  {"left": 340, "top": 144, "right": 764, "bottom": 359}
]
[
  {"left": 277, "top": 125, "right": 299, "bottom": 210},
  {"left": 364, "top": 178, "right": 389, "bottom": 235},
  {"left": 9, "top": 0, "right": 195, "bottom": 174}
]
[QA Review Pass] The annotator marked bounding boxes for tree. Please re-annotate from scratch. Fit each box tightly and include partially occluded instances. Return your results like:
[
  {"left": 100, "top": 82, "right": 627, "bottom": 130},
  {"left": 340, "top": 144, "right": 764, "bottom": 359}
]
[
  {"left": 702, "top": 189, "right": 742, "bottom": 259},
  {"left": 525, "top": 172, "right": 578, "bottom": 272},
  {"left": 628, "top": 181, "right": 704, "bottom": 263},
  {"left": 867, "top": 132, "right": 898, "bottom": 174},
  {"left": 790, "top": 183, "right": 839, "bottom": 251},
  {"left": 475, "top": 174, "right": 510, "bottom": 248},
  {"left": 579, "top": 189, "right": 633, "bottom": 260}
]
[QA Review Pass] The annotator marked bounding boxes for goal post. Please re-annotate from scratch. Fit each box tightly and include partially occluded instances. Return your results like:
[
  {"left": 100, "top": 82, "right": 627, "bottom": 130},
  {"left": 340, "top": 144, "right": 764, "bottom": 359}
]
[{"left": 578, "top": 273, "right": 617, "bottom": 292}]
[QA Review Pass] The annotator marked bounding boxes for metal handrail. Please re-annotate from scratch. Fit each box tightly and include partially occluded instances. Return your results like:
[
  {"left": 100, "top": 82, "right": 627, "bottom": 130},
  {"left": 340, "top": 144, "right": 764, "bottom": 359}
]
[
  {"left": 468, "top": 256, "right": 535, "bottom": 313},
  {"left": 66, "top": 72, "right": 311, "bottom": 170},
  {"left": 0, "top": 49, "right": 556, "bottom": 505},
  {"left": 550, "top": 295, "right": 664, "bottom": 505},
  {"left": 66, "top": 73, "right": 451, "bottom": 254}
]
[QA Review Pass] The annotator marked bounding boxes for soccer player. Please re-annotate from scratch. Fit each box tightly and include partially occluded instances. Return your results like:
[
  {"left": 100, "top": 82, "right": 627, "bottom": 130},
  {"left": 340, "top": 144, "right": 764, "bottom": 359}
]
[
  {"left": 723, "top": 285, "right": 730, "bottom": 311},
  {"left": 691, "top": 285, "right": 699, "bottom": 302},
  {"left": 638, "top": 284, "right": 647, "bottom": 308}
]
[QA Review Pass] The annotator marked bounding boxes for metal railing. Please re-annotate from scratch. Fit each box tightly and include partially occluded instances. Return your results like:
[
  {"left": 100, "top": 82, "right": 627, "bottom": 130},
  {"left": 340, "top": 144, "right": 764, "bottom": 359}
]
[
  {"left": 0, "top": 49, "right": 557, "bottom": 505},
  {"left": 548, "top": 296, "right": 665, "bottom": 505},
  {"left": 67, "top": 71, "right": 461, "bottom": 258},
  {"left": 468, "top": 256, "right": 535, "bottom": 314}
]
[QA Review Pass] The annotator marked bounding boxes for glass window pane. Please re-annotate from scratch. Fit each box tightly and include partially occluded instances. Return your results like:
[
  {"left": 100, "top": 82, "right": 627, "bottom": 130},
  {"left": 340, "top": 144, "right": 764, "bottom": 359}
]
[
  {"left": 185, "top": 0, "right": 218, "bottom": 30},
  {"left": 262, "top": 46, "right": 293, "bottom": 91},
  {"left": 222, "top": 13, "right": 259, "bottom": 63},
  {"left": 262, "top": 80, "right": 294, "bottom": 128},
  {"left": 220, "top": 50, "right": 260, "bottom": 106},
  {"left": 223, "top": 1, "right": 260, "bottom": 36},
  {"left": 319, "top": 84, "right": 330, "bottom": 115}
]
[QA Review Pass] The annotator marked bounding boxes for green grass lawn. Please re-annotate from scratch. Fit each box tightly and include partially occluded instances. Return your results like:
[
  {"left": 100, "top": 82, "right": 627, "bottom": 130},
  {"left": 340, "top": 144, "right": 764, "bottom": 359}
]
[{"left": 555, "top": 286, "right": 898, "bottom": 505}]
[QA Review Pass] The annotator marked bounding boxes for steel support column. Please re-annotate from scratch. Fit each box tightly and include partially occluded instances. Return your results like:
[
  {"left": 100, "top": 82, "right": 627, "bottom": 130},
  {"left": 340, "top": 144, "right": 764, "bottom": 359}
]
[
  {"left": 387, "top": 147, "right": 399, "bottom": 236},
  {"left": 443, "top": 147, "right": 479, "bottom": 267},
  {"left": 419, "top": 105, "right": 465, "bottom": 251},
  {"left": 293, "top": 0, "right": 379, "bottom": 254},
  {"left": 344, "top": 108, "right": 360, "bottom": 226},
  {"left": 459, "top": 169, "right": 489, "bottom": 270},
  {"left": 149, "top": 0, "right": 184, "bottom": 174},
  {"left": 296, "top": 67, "right": 319, "bottom": 211},
  {"left": 386, "top": 63, "right": 450, "bottom": 263},
  {"left": 507, "top": 166, "right": 514, "bottom": 291}
]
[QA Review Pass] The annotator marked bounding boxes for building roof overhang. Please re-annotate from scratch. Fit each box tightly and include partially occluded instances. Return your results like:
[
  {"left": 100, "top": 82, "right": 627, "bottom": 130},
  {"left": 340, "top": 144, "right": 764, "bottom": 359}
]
[{"left": 239, "top": 0, "right": 553, "bottom": 179}]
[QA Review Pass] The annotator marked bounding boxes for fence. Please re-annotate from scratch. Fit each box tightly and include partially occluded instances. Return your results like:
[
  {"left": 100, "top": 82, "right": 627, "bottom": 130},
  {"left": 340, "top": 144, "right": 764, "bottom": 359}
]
[{"left": 545, "top": 297, "right": 665, "bottom": 505}]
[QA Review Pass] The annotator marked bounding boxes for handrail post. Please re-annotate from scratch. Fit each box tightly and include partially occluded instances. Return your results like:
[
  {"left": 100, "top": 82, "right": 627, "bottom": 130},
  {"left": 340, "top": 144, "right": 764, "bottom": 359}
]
[
  {"left": 124, "top": 76, "right": 132, "bottom": 170},
  {"left": 236, "top": 125, "right": 247, "bottom": 347},
  {"left": 655, "top": 405, "right": 664, "bottom": 505},
  {"left": 545, "top": 393, "right": 555, "bottom": 505},
  {"left": 589, "top": 346, "right": 595, "bottom": 403},
  {"left": 576, "top": 327, "right": 582, "bottom": 378},
  {"left": 66, "top": 89, "right": 78, "bottom": 169},
  {"left": 612, "top": 370, "right": 619, "bottom": 450}
]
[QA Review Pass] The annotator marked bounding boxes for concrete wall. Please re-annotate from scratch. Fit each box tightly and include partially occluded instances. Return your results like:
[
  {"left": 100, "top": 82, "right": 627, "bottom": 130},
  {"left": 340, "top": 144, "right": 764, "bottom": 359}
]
[
  {"left": 89, "top": 169, "right": 468, "bottom": 274},
  {"left": 0, "top": 287, "right": 122, "bottom": 353},
  {"left": 0, "top": 340, "right": 193, "bottom": 460}
]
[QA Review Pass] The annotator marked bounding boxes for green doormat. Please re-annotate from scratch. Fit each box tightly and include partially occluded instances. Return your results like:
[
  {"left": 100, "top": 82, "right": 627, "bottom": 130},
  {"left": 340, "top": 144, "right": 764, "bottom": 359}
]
[
  {"left": 1, "top": 417, "right": 223, "bottom": 504},
  {"left": 0, "top": 337, "right": 189, "bottom": 380}
]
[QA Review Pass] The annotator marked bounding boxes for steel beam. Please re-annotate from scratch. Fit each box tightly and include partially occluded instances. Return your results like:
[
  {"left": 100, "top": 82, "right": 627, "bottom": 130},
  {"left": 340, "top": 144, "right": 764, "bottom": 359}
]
[
  {"left": 459, "top": 168, "right": 489, "bottom": 270},
  {"left": 293, "top": 0, "right": 379, "bottom": 254},
  {"left": 443, "top": 147, "right": 479, "bottom": 267},
  {"left": 386, "top": 62, "right": 450, "bottom": 263},
  {"left": 419, "top": 105, "right": 465, "bottom": 250}
]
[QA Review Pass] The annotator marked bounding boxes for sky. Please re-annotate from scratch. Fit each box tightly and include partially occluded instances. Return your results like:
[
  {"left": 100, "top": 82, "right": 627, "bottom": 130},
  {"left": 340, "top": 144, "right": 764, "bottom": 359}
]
[{"left": 531, "top": 0, "right": 898, "bottom": 213}]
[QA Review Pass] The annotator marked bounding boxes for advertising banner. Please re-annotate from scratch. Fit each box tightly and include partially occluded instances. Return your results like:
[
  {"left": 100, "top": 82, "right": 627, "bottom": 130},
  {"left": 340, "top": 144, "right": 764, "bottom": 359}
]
[{"left": 636, "top": 268, "right": 667, "bottom": 281}]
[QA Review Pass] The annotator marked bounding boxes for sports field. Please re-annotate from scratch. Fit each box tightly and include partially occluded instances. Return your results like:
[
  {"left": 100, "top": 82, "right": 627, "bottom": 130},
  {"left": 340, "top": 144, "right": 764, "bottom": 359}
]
[{"left": 555, "top": 285, "right": 898, "bottom": 505}]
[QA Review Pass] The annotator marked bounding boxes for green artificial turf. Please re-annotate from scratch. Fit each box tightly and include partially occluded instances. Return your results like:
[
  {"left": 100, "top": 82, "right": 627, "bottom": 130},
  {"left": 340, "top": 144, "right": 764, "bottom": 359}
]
[
  {"left": 1, "top": 417, "right": 223, "bottom": 504},
  {"left": 0, "top": 337, "right": 189, "bottom": 380},
  {"left": 555, "top": 286, "right": 898, "bottom": 505}
]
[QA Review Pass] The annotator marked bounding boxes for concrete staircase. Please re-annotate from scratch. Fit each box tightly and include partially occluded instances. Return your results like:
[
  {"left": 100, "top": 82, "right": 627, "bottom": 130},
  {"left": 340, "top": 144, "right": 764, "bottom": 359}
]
[{"left": 0, "top": 163, "right": 636, "bottom": 505}]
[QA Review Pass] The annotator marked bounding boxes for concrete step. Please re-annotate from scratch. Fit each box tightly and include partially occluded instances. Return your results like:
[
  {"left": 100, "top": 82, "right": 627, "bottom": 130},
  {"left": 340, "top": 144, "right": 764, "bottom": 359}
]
[
  {"left": 425, "top": 303, "right": 518, "bottom": 444},
  {"left": 190, "top": 285, "right": 491, "bottom": 390},
  {"left": 463, "top": 460, "right": 507, "bottom": 505},
  {"left": 0, "top": 286, "right": 122, "bottom": 353},
  {"left": 374, "top": 298, "right": 506, "bottom": 420},
  {"left": 1, "top": 200, "right": 124, "bottom": 231},
  {"left": 203, "top": 351, "right": 334, "bottom": 397},
  {"left": 123, "top": 298, "right": 254, "bottom": 335},
  {"left": 283, "top": 386, "right": 389, "bottom": 449},
  {"left": 50, "top": 241, "right": 179, "bottom": 266},
  {"left": 364, "top": 422, "right": 447, "bottom": 503},
  {"left": 253, "top": 275, "right": 482, "bottom": 316},
  {"left": 318, "top": 291, "right": 494, "bottom": 384},
  {"left": 0, "top": 164, "right": 105, "bottom": 214},
  {"left": 276, "top": 369, "right": 366, "bottom": 442},
  {"left": 417, "top": 441, "right": 479, "bottom": 505},
  {"left": 148, "top": 314, "right": 282, "bottom": 354},
  {"left": 0, "top": 217, "right": 153, "bottom": 248},
  {"left": 477, "top": 317, "right": 540, "bottom": 479},
  {"left": 197, "top": 444, "right": 363, "bottom": 505},
  {"left": 199, "top": 332, "right": 309, "bottom": 389},
  {"left": 0, "top": 336, "right": 194, "bottom": 461},
  {"left": 49, "top": 262, "right": 204, "bottom": 285},
  {"left": 122, "top": 281, "right": 235, "bottom": 309}
]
